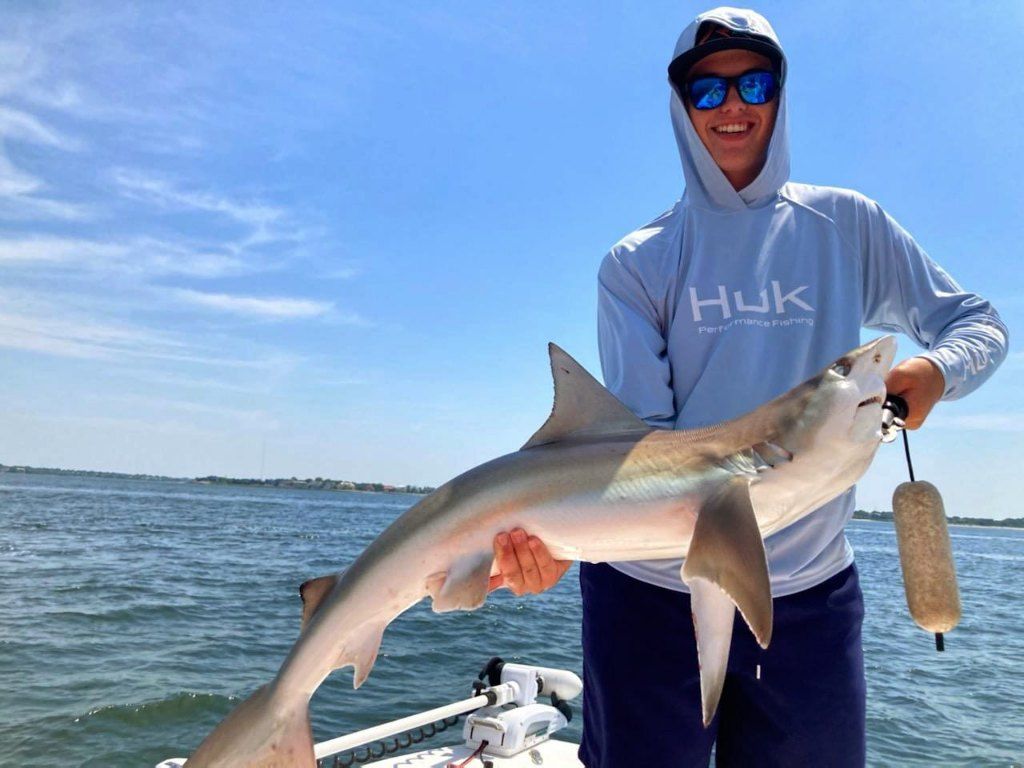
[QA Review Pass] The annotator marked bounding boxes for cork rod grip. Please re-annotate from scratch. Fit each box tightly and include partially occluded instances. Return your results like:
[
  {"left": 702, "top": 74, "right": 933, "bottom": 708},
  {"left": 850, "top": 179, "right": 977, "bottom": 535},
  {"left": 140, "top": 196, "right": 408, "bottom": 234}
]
[{"left": 892, "top": 480, "right": 961, "bottom": 635}]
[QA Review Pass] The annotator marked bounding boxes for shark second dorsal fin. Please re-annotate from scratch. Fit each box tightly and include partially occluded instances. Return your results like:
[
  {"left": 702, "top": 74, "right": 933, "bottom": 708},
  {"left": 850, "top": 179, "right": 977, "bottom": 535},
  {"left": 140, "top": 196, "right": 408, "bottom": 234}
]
[
  {"left": 299, "top": 573, "right": 341, "bottom": 631},
  {"left": 522, "top": 343, "right": 650, "bottom": 450}
]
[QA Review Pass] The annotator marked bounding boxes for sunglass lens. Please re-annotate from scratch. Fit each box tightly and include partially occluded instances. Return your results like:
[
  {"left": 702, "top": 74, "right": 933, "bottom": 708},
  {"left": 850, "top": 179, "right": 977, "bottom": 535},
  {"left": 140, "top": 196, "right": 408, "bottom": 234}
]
[
  {"left": 688, "top": 77, "right": 728, "bottom": 110},
  {"left": 737, "top": 71, "right": 777, "bottom": 105}
]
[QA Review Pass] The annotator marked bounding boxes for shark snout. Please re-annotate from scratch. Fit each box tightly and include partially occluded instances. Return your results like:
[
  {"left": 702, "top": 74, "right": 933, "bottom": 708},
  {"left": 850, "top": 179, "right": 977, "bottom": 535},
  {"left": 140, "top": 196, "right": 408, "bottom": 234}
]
[
  {"left": 864, "top": 336, "right": 896, "bottom": 401},
  {"left": 825, "top": 336, "right": 895, "bottom": 430},
  {"left": 861, "top": 335, "right": 897, "bottom": 372},
  {"left": 849, "top": 336, "right": 897, "bottom": 398}
]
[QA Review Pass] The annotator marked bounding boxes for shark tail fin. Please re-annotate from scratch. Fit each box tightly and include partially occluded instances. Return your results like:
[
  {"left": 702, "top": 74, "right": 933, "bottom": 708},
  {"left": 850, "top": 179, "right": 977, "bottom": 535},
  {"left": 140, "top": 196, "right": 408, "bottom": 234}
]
[
  {"left": 682, "top": 477, "right": 773, "bottom": 727},
  {"left": 186, "top": 683, "right": 315, "bottom": 768}
]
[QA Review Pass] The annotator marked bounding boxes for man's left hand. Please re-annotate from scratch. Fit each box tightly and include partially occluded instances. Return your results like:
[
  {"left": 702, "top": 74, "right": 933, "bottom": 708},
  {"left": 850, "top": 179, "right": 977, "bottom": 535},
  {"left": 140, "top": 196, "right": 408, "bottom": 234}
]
[
  {"left": 489, "top": 529, "right": 572, "bottom": 596},
  {"left": 884, "top": 356, "right": 946, "bottom": 430}
]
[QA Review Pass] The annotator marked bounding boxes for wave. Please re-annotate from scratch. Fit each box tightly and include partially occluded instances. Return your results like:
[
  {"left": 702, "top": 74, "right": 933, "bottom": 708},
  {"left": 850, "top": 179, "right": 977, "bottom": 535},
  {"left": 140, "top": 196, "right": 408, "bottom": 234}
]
[
  {"left": 948, "top": 531, "right": 1024, "bottom": 543},
  {"left": 76, "top": 691, "right": 235, "bottom": 729}
]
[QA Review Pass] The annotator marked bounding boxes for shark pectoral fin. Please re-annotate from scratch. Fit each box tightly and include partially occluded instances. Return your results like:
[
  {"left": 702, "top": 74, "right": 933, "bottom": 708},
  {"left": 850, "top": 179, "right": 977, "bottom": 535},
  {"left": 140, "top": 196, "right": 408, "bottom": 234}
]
[
  {"left": 428, "top": 551, "right": 493, "bottom": 613},
  {"left": 687, "top": 577, "right": 736, "bottom": 727},
  {"left": 682, "top": 478, "right": 773, "bottom": 726},
  {"left": 298, "top": 573, "right": 341, "bottom": 631},
  {"left": 683, "top": 478, "right": 773, "bottom": 647},
  {"left": 337, "top": 620, "right": 387, "bottom": 689}
]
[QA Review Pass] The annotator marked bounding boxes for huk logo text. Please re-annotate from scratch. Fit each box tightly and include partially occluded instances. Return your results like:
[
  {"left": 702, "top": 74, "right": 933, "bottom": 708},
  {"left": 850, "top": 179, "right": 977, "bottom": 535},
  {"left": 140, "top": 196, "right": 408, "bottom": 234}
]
[{"left": 689, "top": 281, "right": 815, "bottom": 323}]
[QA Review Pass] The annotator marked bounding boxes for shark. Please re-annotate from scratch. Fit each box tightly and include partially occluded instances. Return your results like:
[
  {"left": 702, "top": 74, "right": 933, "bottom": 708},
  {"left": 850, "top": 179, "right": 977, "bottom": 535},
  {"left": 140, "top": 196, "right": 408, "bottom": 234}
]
[{"left": 186, "top": 335, "right": 896, "bottom": 767}]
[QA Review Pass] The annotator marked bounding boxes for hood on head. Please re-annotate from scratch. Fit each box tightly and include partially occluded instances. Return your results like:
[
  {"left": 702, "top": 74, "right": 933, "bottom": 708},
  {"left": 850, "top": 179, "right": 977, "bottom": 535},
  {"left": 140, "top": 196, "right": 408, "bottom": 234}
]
[{"left": 669, "top": 7, "right": 790, "bottom": 211}]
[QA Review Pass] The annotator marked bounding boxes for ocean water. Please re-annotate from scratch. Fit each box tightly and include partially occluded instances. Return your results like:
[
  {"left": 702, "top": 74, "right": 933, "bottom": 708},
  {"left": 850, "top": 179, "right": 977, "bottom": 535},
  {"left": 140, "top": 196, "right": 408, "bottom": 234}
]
[{"left": 1, "top": 473, "right": 1021, "bottom": 768}]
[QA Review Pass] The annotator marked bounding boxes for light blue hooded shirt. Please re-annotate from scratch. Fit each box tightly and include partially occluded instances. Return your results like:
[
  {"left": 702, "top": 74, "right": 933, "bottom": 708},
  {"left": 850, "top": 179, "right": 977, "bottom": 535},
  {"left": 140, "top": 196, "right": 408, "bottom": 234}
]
[{"left": 599, "top": 7, "right": 1009, "bottom": 596}]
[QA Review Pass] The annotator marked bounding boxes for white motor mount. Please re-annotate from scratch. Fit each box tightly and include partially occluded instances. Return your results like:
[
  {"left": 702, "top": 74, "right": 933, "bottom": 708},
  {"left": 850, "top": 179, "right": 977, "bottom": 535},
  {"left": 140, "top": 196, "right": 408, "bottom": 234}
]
[
  {"left": 465, "top": 658, "right": 583, "bottom": 758},
  {"left": 463, "top": 702, "right": 568, "bottom": 758}
]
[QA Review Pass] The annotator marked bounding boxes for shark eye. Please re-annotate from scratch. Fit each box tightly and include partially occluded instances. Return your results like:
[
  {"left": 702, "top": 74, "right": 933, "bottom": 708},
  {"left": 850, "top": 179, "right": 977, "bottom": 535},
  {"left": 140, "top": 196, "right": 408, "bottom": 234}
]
[{"left": 831, "top": 358, "right": 852, "bottom": 377}]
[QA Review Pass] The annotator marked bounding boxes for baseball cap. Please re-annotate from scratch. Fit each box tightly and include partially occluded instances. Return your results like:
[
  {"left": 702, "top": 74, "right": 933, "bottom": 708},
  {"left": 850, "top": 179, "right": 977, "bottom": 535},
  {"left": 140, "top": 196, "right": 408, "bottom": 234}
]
[{"left": 668, "top": 21, "right": 785, "bottom": 92}]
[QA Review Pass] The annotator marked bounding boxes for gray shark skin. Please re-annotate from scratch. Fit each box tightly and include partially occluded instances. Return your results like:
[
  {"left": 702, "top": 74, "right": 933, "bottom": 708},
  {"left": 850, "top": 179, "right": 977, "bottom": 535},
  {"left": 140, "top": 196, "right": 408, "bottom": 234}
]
[{"left": 186, "top": 336, "right": 896, "bottom": 767}]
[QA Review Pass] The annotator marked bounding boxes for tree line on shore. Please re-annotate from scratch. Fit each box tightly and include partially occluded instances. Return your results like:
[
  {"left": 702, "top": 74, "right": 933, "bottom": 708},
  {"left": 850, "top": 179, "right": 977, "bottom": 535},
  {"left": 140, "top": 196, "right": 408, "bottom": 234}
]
[
  {"left": 0, "top": 463, "right": 435, "bottom": 495},
  {"left": 852, "top": 509, "right": 1022, "bottom": 529},
  {"left": 194, "top": 475, "right": 435, "bottom": 494}
]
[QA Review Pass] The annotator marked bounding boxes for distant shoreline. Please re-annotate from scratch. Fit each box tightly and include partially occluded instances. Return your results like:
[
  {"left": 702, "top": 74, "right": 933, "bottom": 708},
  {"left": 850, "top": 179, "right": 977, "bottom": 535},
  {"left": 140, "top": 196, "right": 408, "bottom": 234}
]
[
  {"left": 851, "top": 516, "right": 1022, "bottom": 532},
  {"left": 852, "top": 510, "right": 1023, "bottom": 529},
  {"left": 3, "top": 462, "right": 1019, "bottom": 526},
  {"left": 0, "top": 463, "right": 435, "bottom": 496}
]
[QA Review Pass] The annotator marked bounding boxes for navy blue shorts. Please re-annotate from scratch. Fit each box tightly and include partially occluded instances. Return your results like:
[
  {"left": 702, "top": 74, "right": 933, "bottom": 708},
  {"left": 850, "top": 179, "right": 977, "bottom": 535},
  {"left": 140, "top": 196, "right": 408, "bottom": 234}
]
[{"left": 578, "top": 562, "right": 866, "bottom": 767}]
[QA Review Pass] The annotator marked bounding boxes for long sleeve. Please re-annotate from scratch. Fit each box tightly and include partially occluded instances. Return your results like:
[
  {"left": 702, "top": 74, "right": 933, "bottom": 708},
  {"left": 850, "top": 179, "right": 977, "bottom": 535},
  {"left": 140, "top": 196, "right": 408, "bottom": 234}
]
[
  {"left": 859, "top": 199, "right": 1009, "bottom": 400},
  {"left": 597, "top": 251, "right": 676, "bottom": 428}
]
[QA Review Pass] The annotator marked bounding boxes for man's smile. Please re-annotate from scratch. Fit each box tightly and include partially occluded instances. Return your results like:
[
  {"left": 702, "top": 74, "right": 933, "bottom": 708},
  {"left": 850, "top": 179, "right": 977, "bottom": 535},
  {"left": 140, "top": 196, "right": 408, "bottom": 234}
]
[{"left": 711, "top": 121, "right": 755, "bottom": 138}]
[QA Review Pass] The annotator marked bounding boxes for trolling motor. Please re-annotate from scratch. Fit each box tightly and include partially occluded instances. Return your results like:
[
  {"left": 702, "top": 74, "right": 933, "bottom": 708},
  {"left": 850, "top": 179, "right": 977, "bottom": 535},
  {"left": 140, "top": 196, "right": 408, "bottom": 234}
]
[
  {"left": 882, "top": 395, "right": 961, "bottom": 652},
  {"left": 465, "top": 657, "right": 582, "bottom": 759}
]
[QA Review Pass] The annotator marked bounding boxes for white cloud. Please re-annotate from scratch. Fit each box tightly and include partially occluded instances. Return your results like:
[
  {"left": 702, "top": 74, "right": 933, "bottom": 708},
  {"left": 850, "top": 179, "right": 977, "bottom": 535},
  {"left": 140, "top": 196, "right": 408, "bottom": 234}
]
[
  {"left": 0, "top": 153, "right": 43, "bottom": 197},
  {"left": 0, "top": 290, "right": 300, "bottom": 372},
  {"left": 0, "top": 98, "right": 86, "bottom": 220},
  {"left": 0, "top": 236, "right": 121, "bottom": 264},
  {"left": 0, "top": 39, "right": 39, "bottom": 99},
  {"left": 323, "top": 265, "right": 361, "bottom": 280},
  {"left": 120, "top": 370, "right": 271, "bottom": 395},
  {"left": 110, "top": 169, "right": 314, "bottom": 261},
  {"left": 112, "top": 168, "right": 284, "bottom": 231},
  {"left": 0, "top": 235, "right": 246, "bottom": 277},
  {"left": 0, "top": 194, "right": 93, "bottom": 221},
  {"left": 0, "top": 307, "right": 178, "bottom": 361},
  {"left": 0, "top": 147, "right": 91, "bottom": 221},
  {"left": 128, "top": 238, "right": 248, "bottom": 278},
  {"left": 124, "top": 347, "right": 299, "bottom": 371},
  {"left": 0, "top": 105, "right": 80, "bottom": 149},
  {"left": 174, "top": 288, "right": 334, "bottom": 319}
]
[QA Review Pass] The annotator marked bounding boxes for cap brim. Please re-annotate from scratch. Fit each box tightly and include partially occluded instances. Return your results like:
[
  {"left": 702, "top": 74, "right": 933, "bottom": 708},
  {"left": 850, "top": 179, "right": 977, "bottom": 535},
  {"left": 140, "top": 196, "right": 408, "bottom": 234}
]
[{"left": 668, "top": 37, "right": 785, "bottom": 92}]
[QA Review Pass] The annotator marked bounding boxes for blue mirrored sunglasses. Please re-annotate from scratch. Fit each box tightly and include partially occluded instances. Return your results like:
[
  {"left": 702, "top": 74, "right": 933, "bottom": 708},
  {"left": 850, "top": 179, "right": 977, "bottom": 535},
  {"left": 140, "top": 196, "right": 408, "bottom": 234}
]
[{"left": 685, "top": 69, "right": 779, "bottom": 110}]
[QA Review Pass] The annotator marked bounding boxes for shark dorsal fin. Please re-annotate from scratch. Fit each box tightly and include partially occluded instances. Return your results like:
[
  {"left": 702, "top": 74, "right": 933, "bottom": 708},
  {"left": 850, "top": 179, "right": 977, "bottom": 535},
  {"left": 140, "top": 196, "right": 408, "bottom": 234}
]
[
  {"left": 299, "top": 572, "right": 341, "bottom": 631},
  {"left": 521, "top": 343, "right": 650, "bottom": 450}
]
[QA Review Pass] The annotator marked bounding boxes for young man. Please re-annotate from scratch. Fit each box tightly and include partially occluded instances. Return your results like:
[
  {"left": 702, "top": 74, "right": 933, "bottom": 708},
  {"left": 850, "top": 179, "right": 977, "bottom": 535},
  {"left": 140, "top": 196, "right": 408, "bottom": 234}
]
[{"left": 493, "top": 7, "right": 1007, "bottom": 766}]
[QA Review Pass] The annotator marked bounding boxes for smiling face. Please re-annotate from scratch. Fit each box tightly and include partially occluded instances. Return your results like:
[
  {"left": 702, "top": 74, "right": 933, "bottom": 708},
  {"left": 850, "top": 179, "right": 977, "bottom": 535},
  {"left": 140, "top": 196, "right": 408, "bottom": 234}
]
[{"left": 684, "top": 49, "right": 779, "bottom": 191}]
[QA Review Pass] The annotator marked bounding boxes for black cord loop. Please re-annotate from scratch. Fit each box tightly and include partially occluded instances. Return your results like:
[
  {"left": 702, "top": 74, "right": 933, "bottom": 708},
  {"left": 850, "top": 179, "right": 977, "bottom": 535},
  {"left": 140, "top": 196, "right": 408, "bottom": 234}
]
[{"left": 321, "top": 715, "right": 463, "bottom": 767}]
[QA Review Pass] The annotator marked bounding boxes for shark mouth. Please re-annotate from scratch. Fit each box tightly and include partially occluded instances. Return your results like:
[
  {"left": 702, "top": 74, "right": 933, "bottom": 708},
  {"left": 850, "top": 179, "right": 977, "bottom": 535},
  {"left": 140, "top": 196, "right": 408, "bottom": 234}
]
[{"left": 857, "top": 395, "right": 883, "bottom": 409}]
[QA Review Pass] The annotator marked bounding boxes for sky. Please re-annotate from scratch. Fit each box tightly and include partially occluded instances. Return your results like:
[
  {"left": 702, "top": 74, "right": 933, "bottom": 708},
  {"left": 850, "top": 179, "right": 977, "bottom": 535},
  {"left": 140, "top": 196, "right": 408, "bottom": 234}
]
[{"left": 0, "top": 1, "right": 1021, "bottom": 518}]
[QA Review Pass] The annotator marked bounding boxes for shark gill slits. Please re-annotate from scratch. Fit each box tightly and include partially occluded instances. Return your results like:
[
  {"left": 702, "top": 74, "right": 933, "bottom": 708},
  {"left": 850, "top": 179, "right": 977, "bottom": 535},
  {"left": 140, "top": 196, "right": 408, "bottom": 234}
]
[{"left": 752, "top": 441, "right": 793, "bottom": 467}]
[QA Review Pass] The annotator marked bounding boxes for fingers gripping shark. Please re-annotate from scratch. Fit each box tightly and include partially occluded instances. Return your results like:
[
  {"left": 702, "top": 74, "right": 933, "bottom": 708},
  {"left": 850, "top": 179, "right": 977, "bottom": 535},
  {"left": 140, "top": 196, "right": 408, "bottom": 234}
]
[{"left": 187, "top": 336, "right": 896, "bottom": 767}]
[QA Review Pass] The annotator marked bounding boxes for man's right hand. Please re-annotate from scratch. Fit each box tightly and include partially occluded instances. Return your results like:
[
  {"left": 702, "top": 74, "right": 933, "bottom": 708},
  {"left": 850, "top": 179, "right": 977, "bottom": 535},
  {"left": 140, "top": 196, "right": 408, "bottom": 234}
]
[{"left": 489, "top": 528, "right": 572, "bottom": 596}]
